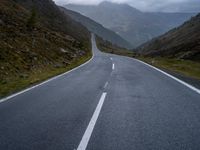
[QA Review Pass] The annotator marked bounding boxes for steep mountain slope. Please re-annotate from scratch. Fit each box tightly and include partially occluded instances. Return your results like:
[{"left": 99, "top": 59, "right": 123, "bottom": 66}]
[
  {"left": 0, "top": 0, "right": 91, "bottom": 96},
  {"left": 137, "top": 13, "right": 200, "bottom": 61},
  {"left": 60, "top": 7, "right": 132, "bottom": 49},
  {"left": 65, "top": 1, "right": 195, "bottom": 47},
  {"left": 15, "top": 0, "right": 90, "bottom": 46}
]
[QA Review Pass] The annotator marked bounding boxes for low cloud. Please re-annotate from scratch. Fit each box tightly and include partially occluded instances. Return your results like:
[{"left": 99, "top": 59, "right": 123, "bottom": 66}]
[{"left": 54, "top": 0, "right": 200, "bottom": 12}]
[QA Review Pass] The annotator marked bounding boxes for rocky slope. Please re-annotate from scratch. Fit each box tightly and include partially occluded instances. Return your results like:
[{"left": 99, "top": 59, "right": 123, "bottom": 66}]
[
  {"left": 0, "top": 0, "right": 91, "bottom": 96},
  {"left": 136, "top": 13, "right": 200, "bottom": 61}
]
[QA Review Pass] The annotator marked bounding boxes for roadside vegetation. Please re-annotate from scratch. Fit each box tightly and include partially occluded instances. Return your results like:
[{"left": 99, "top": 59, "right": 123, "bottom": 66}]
[
  {"left": 95, "top": 36, "right": 135, "bottom": 57},
  {"left": 137, "top": 57, "right": 200, "bottom": 80},
  {"left": 134, "top": 13, "right": 200, "bottom": 80},
  {"left": 0, "top": 54, "right": 91, "bottom": 98},
  {"left": 0, "top": 0, "right": 91, "bottom": 98},
  {"left": 136, "top": 14, "right": 200, "bottom": 61},
  {"left": 96, "top": 36, "right": 200, "bottom": 81}
]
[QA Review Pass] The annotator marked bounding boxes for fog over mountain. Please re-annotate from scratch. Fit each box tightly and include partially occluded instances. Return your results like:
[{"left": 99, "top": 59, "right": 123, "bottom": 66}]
[
  {"left": 54, "top": 0, "right": 200, "bottom": 12},
  {"left": 65, "top": 1, "right": 196, "bottom": 47},
  {"left": 60, "top": 7, "right": 132, "bottom": 48}
]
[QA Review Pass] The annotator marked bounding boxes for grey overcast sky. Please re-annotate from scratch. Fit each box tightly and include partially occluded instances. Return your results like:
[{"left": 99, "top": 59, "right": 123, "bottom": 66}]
[{"left": 53, "top": 0, "right": 200, "bottom": 12}]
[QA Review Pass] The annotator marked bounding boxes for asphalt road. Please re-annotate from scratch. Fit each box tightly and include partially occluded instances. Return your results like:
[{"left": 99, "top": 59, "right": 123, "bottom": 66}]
[{"left": 0, "top": 35, "right": 200, "bottom": 150}]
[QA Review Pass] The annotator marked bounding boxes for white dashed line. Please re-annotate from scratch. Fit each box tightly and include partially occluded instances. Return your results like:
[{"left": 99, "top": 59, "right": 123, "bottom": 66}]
[
  {"left": 104, "top": 82, "right": 108, "bottom": 89},
  {"left": 77, "top": 92, "right": 107, "bottom": 150},
  {"left": 112, "top": 63, "right": 115, "bottom": 70}
]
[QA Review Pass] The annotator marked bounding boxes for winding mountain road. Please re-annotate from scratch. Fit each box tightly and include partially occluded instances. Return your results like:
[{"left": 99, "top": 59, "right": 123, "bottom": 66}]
[{"left": 0, "top": 35, "right": 200, "bottom": 150}]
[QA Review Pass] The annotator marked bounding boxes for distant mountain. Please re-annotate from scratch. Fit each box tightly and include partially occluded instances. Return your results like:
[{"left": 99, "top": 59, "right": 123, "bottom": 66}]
[
  {"left": 136, "top": 13, "right": 200, "bottom": 61},
  {"left": 65, "top": 1, "right": 196, "bottom": 47},
  {"left": 60, "top": 7, "right": 132, "bottom": 49}
]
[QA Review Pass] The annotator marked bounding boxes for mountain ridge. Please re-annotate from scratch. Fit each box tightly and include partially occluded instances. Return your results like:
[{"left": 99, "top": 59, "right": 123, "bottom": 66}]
[
  {"left": 60, "top": 6, "right": 132, "bottom": 49},
  {"left": 136, "top": 13, "right": 200, "bottom": 61},
  {"left": 65, "top": 1, "right": 196, "bottom": 47}
]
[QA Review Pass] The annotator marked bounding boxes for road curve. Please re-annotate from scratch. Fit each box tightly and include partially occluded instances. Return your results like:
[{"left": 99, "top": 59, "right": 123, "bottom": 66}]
[{"left": 0, "top": 35, "right": 200, "bottom": 150}]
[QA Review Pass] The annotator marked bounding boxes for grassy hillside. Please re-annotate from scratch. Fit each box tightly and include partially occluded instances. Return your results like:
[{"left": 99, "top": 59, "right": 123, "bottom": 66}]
[
  {"left": 96, "top": 37, "right": 200, "bottom": 81},
  {"left": 95, "top": 36, "right": 135, "bottom": 57},
  {"left": 137, "top": 13, "right": 200, "bottom": 61},
  {"left": 138, "top": 57, "right": 200, "bottom": 80},
  {"left": 0, "top": 0, "right": 91, "bottom": 97},
  {"left": 60, "top": 7, "right": 132, "bottom": 49},
  {"left": 133, "top": 13, "right": 200, "bottom": 80},
  {"left": 15, "top": 0, "right": 90, "bottom": 47}
]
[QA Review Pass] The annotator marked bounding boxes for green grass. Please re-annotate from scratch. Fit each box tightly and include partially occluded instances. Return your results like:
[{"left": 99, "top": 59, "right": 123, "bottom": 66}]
[
  {"left": 95, "top": 35, "right": 135, "bottom": 57},
  {"left": 95, "top": 35, "right": 200, "bottom": 81},
  {"left": 0, "top": 0, "right": 92, "bottom": 98},
  {"left": 0, "top": 54, "right": 92, "bottom": 98},
  {"left": 136, "top": 57, "right": 200, "bottom": 80}
]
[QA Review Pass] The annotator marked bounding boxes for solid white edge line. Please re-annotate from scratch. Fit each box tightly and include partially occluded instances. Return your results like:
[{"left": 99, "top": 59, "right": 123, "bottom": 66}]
[
  {"left": 104, "top": 82, "right": 108, "bottom": 89},
  {"left": 112, "top": 63, "right": 115, "bottom": 70},
  {"left": 0, "top": 54, "right": 94, "bottom": 103},
  {"left": 131, "top": 58, "right": 200, "bottom": 95},
  {"left": 77, "top": 92, "right": 107, "bottom": 150}
]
